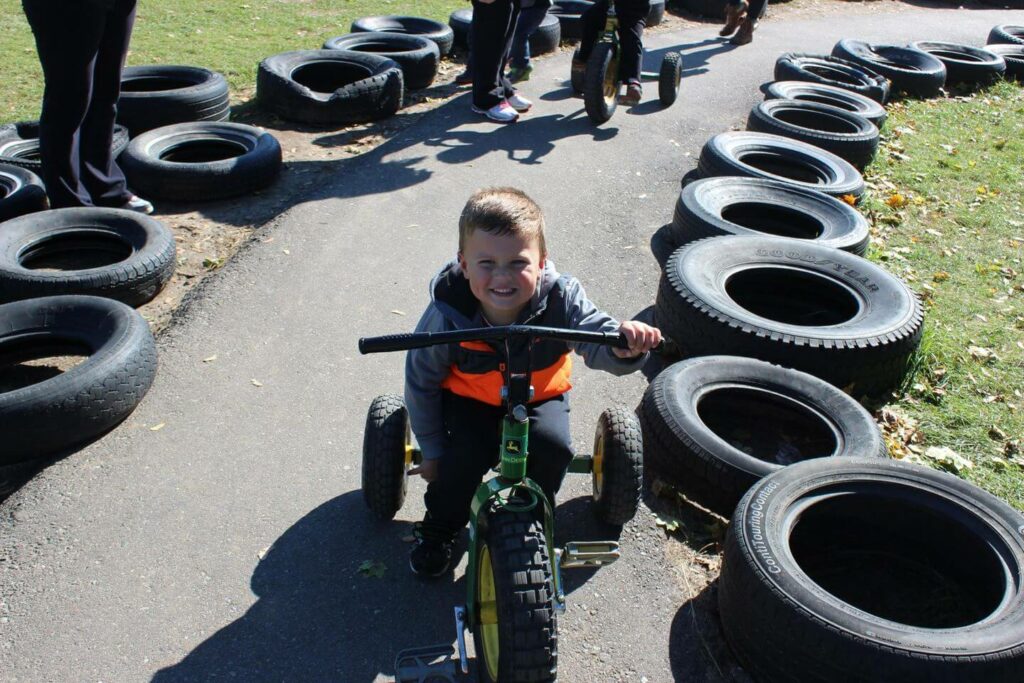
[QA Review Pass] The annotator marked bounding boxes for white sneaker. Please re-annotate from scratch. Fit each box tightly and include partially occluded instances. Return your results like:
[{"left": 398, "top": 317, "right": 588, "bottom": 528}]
[
  {"left": 507, "top": 92, "right": 532, "bottom": 113},
  {"left": 471, "top": 100, "right": 519, "bottom": 123}
]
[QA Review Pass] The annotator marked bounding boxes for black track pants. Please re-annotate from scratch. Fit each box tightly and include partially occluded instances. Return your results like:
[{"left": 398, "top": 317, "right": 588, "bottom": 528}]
[
  {"left": 423, "top": 392, "right": 574, "bottom": 534},
  {"left": 470, "top": 0, "right": 520, "bottom": 109},
  {"left": 579, "top": 0, "right": 651, "bottom": 85}
]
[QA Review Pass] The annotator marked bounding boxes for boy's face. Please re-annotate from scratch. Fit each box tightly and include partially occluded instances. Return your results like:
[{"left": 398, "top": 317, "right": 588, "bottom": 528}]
[{"left": 458, "top": 229, "right": 545, "bottom": 326}]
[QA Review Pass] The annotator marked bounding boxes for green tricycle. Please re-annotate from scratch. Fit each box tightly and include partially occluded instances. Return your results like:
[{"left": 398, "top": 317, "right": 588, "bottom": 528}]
[
  {"left": 359, "top": 324, "right": 646, "bottom": 683},
  {"left": 571, "top": 0, "right": 683, "bottom": 124}
]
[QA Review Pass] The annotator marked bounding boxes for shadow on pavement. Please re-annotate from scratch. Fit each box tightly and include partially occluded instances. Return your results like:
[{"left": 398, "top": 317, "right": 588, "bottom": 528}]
[{"left": 669, "top": 580, "right": 748, "bottom": 682}]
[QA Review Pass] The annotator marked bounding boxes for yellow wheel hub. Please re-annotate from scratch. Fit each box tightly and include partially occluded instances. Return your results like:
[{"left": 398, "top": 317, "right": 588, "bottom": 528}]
[
  {"left": 593, "top": 433, "right": 605, "bottom": 500},
  {"left": 478, "top": 545, "right": 499, "bottom": 680},
  {"left": 603, "top": 57, "right": 620, "bottom": 105}
]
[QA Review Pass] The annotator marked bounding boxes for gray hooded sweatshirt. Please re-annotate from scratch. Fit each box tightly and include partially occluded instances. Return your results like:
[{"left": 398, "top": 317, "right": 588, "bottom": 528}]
[{"left": 405, "top": 258, "right": 646, "bottom": 461}]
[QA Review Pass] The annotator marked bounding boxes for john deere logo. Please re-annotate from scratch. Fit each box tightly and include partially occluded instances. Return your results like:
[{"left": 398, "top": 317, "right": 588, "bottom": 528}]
[{"left": 505, "top": 440, "right": 521, "bottom": 454}]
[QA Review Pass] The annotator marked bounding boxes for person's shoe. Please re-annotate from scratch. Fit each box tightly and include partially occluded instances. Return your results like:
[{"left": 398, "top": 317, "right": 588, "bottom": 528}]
[
  {"left": 619, "top": 82, "right": 642, "bottom": 106},
  {"left": 731, "top": 18, "right": 756, "bottom": 45},
  {"left": 122, "top": 195, "right": 154, "bottom": 215},
  {"left": 471, "top": 100, "right": 519, "bottom": 123},
  {"left": 409, "top": 521, "right": 455, "bottom": 578},
  {"left": 507, "top": 92, "right": 532, "bottom": 112},
  {"left": 720, "top": 1, "right": 748, "bottom": 37},
  {"left": 507, "top": 63, "right": 534, "bottom": 83},
  {"left": 454, "top": 67, "right": 473, "bottom": 85}
]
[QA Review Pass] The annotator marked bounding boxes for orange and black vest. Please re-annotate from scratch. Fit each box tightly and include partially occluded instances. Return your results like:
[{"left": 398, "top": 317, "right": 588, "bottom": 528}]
[{"left": 441, "top": 278, "right": 572, "bottom": 406}]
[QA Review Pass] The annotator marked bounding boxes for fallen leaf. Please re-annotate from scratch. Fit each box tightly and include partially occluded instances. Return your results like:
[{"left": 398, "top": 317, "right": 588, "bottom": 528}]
[
  {"left": 886, "top": 193, "right": 908, "bottom": 209},
  {"left": 150, "top": 423, "right": 165, "bottom": 431},
  {"left": 654, "top": 514, "right": 681, "bottom": 532},
  {"left": 251, "top": 379, "right": 264, "bottom": 387},
  {"left": 203, "top": 354, "right": 218, "bottom": 363},
  {"left": 932, "top": 271, "right": 949, "bottom": 282},
  {"left": 390, "top": 310, "right": 406, "bottom": 316},
  {"left": 840, "top": 194, "right": 857, "bottom": 206},
  {"left": 989, "top": 426, "right": 1007, "bottom": 441},
  {"left": 923, "top": 446, "right": 974, "bottom": 473},
  {"left": 968, "top": 346, "right": 994, "bottom": 361},
  {"left": 358, "top": 560, "right": 387, "bottom": 578},
  {"left": 282, "top": 249, "right": 290, "bottom": 255}
]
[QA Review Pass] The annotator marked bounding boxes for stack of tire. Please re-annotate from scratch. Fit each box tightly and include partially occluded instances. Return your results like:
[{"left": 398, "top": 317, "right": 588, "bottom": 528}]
[{"left": 644, "top": 27, "right": 1024, "bottom": 682}]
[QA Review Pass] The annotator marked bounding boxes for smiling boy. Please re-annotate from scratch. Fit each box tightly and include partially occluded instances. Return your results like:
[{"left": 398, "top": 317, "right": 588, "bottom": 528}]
[{"left": 404, "top": 187, "right": 661, "bottom": 577}]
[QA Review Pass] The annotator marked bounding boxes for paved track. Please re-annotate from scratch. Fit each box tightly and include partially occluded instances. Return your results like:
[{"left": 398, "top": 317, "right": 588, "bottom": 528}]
[{"left": 3, "top": 7, "right": 1023, "bottom": 682}]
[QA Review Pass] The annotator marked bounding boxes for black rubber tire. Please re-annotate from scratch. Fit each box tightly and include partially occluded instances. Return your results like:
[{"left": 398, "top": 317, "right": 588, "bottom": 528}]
[
  {"left": 747, "top": 99, "right": 880, "bottom": 169},
  {"left": 651, "top": 223, "right": 679, "bottom": 270},
  {"left": 361, "top": 394, "right": 410, "bottom": 521},
  {"left": 679, "top": 0, "right": 730, "bottom": 20},
  {"left": 570, "top": 48, "right": 585, "bottom": 93},
  {"left": 988, "top": 24, "right": 1024, "bottom": 46},
  {"left": 0, "top": 121, "right": 130, "bottom": 173},
  {"left": 0, "top": 207, "right": 176, "bottom": 307},
  {"left": 449, "top": 8, "right": 473, "bottom": 50},
  {"left": 551, "top": 1, "right": 594, "bottom": 41},
  {"left": 529, "top": 12, "right": 562, "bottom": 56},
  {"left": 656, "top": 235, "right": 924, "bottom": 398},
  {"left": 775, "top": 53, "right": 890, "bottom": 104},
  {"left": 697, "top": 132, "right": 866, "bottom": 201},
  {"left": 117, "top": 65, "right": 231, "bottom": 137},
  {"left": 584, "top": 42, "right": 620, "bottom": 124},
  {"left": 323, "top": 33, "right": 440, "bottom": 90},
  {"left": 120, "top": 121, "right": 282, "bottom": 202},
  {"left": 658, "top": 52, "right": 682, "bottom": 106},
  {"left": 257, "top": 50, "right": 404, "bottom": 126},
  {"left": 987, "top": 44, "right": 1024, "bottom": 81},
  {"left": 832, "top": 40, "right": 946, "bottom": 98},
  {"left": 0, "top": 163, "right": 47, "bottom": 222},
  {"left": 639, "top": 356, "right": 888, "bottom": 517},
  {"left": 672, "top": 176, "right": 870, "bottom": 254},
  {"left": 647, "top": 0, "right": 666, "bottom": 26},
  {"left": 351, "top": 15, "right": 454, "bottom": 56},
  {"left": 591, "top": 407, "right": 643, "bottom": 526},
  {"left": 0, "top": 295, "right": 157, "bottom": 466},
  {"left": 473, "top": 509, "right": 558, "bottom": 683},
  {"left": 909, "top": 41, "right": 1006, "bottom": 87},
  {"left": 764, "top": 80, "right": 887, "bottom": 128},
  {"left": 718, "top": 457, "right": 1024, "bottom": 682}
]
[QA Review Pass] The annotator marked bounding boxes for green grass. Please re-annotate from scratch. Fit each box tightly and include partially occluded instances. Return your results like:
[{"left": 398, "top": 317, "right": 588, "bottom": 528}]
[
  {"left": 0, "top": 0, "right": 465, "bottom": 123},
  {"left": 860, "top": 81, "right": 1024, "bottom": 510}
]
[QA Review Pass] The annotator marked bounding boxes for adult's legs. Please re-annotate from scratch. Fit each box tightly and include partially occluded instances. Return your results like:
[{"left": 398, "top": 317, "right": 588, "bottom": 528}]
[
  {"left": 578, "top": 0, "right": 609, "bottom": 63},
  {"left": 470, "top": 0, "right": 519, "bottom": 109},
  {"left": 81, "top": 0, "right": 136, "bottom": 207},
  {"left": 508, "top": 4, "right": 549, "bottom": 70},
  {"left": 21, "top": 0, "right": 105, "bottom": 208},
  {"left": 615, "top": 0, "right": 650, "bottom": 85}
]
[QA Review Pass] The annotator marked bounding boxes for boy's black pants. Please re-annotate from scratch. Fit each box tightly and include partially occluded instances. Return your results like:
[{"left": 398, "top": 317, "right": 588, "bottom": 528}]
[
  {"left": 424, "top": 392, "right": 574, "bottom": 535},
  {"left": 470, "top": 0, "right": 520, "bottom": 109},
  {"left": 579, "top": 0, "right": 651, "bottom": 86},
  {"left": 22, "top": 0, "right": 136, "bottom": 209}
]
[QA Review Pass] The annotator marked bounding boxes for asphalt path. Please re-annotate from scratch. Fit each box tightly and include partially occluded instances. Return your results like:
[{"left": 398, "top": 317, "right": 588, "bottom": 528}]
[{"left": 3, "top": 7, "right": 1024, "bottom": 682}]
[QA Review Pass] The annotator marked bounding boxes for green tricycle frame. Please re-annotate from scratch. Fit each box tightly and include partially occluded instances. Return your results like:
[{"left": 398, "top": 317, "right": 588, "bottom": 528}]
[{"left": 359, "top": 325, "right": 646, "bottom": 682}]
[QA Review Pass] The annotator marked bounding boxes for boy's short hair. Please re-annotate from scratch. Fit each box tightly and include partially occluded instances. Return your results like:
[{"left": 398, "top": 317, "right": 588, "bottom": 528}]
[{"left": 458, "top": 187, "right": 547, "bottom": 255}]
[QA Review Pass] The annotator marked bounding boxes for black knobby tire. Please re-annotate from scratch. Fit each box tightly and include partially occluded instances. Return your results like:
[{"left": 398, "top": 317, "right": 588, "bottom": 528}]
[
  {"left": 592, "top": 407, "right": 643, "bottom": 526},
  {"left": 909, "top": 41, "right": 1006, "bottom": 87},
  {"left": 639, "top": 356, "right": 887, "bottom": 517},
  {"left": 0, "top": 163, "right": 47, "bottom": 222},
  {"left": 0, "top": 121, "right": 129, "bottom": 172},
  {"left": 117, "top": 65, "right": 231, "bottom": 136},
  {"left": 474, "top": 509, "right": 558, "bottom": 683},
  {"left": 323, "top": 33, "right": 440, "bottom": 90},
  {"left": 697, "top": 131, "right": 865, "bottom": 201},
  {"left": 584, "top": 42, "right": 619, "bottom": 125},
  {"left": 775, "top": 53, "right": 890, "bottom": 104},
  {"left": 361, "top": 394, "right": 410, "bottom": 520},
  {"left": 257, "top": 50, "right": 404, "bottom": 126},
  {"left": 647, "top": 0, "right": 666, "bottom": 26},
  {"left": 764, "top": 80, "right": 887, "bottom": 128},
  {"left": 351, "top": 15, "right": 454, "bottom": 56},
  {"left": 529, "top": 13, "right": 562, "bottom": 56},
  {"left": 987, "top": 44, "right": 1024, "bottom": 81},
  {"left": 718, "top": 458, "right": 1024, "bottom": 682},
  {"left": 747, "top": 99, "right": 880, "bottom": 169},
  {"left": 0, "top": 295, "right": 157, "bottom": 466},
  {"left": 671, "top": 176, "right": 870, "bottom": 254},
  {"left": 988, "top": 24, "right": 1024, "bottom": 46},
  {"left": 449, "top": 8, "right": 473, "bottom": 49},
  {"left": 658, "top": 52, "right": 682, "bottom": 106},
  {"left": 551, "top": 1, "right": 593, "bottom": 41},
  {"left": 120, "top": 121, "right": 282, "bottom": 202},
  {"left": 656, "top": 235, "right": 924, "bottom": 398},
  {"left": 832, "top": 40, "right": 946, "bottom": 98},
  {"left": 0, "top": 207, "right": 176, "bottom": 307}
]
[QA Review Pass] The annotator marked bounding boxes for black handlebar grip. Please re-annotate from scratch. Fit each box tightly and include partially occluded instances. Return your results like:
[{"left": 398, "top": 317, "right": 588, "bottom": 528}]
[{"left": 358, "top": 332, "right": 429, "bottom": 354}]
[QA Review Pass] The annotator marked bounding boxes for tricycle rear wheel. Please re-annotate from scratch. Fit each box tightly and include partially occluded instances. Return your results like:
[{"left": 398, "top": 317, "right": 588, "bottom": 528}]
[
  {"left": 584, "top": 42, "right": 620, "bottom": 124},
  {"left": 361, "top": 393, "right": 411, "bottom": 520},
  {"left": 474, "top": 509, "right": 558, "bottom": 683},
  {"left": 592, "top": 407, "right": 644, "bottom": 525}
]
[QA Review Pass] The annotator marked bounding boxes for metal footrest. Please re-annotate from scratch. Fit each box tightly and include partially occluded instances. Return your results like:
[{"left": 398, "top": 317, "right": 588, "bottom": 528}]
[
  {"left": 394, "top": 643, "right": 459, "bottom": 683},
  {"left": 559, "top": 541, "right": 620, "bottom": 569}
]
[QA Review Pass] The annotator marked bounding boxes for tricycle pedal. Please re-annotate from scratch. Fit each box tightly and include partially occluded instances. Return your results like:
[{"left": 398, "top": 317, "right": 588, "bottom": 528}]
[
  {"left": 559, "top": 540, "right": 620, "bottom": 569},
  {"left": 454, "top": 605, "right": 470, "bottom": 675},
  {"left": 394, "top": 642, "right": 460, "bottom": 683}
]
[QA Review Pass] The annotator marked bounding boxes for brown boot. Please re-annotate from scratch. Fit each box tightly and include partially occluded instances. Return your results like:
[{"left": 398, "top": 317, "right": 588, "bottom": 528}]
[
  {"left": 731, "top": 18, "right": 756, "bottom": 45},
  {"left": 720, "top": 1, "right": 748, "bottom": 37}
]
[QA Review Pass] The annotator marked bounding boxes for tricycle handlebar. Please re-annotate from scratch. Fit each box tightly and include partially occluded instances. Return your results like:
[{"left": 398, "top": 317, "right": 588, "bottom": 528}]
[{"left": 358, "top": 325, "right": 632, "bottom": 354}]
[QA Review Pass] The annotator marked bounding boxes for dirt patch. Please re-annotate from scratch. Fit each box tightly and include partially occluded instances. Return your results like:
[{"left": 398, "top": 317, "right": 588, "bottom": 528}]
[{"left": 136, "top": 0, "right": 922, "bottom": 334}]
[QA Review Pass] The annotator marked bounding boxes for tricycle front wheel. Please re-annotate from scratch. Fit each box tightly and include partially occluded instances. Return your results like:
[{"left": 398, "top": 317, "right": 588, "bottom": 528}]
[
  {"left": 474, "top": 510, "right": 558, "bottom": 683},
  {"left": 592, "top": 407, "right": 643, "bottom": 525},
  {"left": 361, "top": 393, "right": 412, "bottom": 520},
  {"left": 584, "top": 42, "right": 620, "bottom": 124}
]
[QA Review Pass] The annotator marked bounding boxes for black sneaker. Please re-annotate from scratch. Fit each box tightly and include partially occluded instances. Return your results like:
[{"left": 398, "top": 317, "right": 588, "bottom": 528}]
[{"left": 409, "top": 520, "right": 454, "bottom": 578}]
